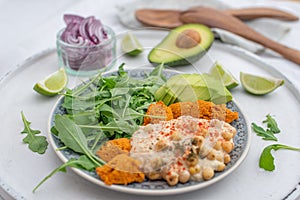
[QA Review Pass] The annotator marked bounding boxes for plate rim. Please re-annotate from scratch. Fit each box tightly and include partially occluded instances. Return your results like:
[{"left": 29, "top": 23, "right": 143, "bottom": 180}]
[{"left": 47, "top": 67, "right": 252, "bottom": 196}]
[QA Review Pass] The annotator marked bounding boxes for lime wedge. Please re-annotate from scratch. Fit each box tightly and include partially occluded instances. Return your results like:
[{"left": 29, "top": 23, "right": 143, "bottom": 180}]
[
  {"left": 240, "top": 72, "right": 284, "bottom": 95},
  {"left": 210, "top": 62, "right": 239, "bottom": 90},
  {"left": 33, "top": 68, "right": 68, "bottom": 96},
  {"left": 121, "top": 33, "right": 143, "bottom": 56}
]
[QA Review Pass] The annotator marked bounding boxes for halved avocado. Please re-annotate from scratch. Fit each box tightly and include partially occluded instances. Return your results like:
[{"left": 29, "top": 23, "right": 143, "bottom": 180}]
[{"left": 148, "top": 24, "right": 214, "bottom": 67}]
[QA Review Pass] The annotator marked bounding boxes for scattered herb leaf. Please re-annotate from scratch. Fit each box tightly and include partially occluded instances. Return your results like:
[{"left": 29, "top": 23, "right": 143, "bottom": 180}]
[
  {"left": 33, "top": 155, "right": 96, "bottom": 192},
  {"left": 20, "top": 111, "right": 48, "bottom": 154},
  {"left": 259, "top": 144, "right": 300, "bottom": 171},
  {"left": 263, "top": 114, "right": 280, "bottom": 134},
  {"left": 251, "top": 122, "right": 278, "bottom": 141}
]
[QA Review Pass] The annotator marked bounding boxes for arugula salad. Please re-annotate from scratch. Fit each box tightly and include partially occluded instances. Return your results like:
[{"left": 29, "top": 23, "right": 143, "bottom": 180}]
[
  {"left": 33, "top": 63, "right": 168, "bottom": 191},
  {"left": 57, "top": 63, "right": 167, "bottom": 138}
]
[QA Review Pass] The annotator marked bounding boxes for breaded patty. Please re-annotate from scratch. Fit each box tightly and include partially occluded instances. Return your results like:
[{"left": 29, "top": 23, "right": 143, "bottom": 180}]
[{"left": 143, "top": 101, "right": 173, "bottom": 125}]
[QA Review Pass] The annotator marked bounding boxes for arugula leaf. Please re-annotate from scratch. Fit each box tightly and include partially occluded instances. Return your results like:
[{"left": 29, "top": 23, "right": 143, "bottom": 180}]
[
  {"left": 149, "top": 63, "right": 166, "bottom": 82},
  {"left": 62, "top": 96, "right": 120, "bottom": 111},
  {"left": 33, "top": 155, "right": 96, "bottom": 192},
  {"left": 55, "top": 115, "right": 88, "bottom": 154},
  {"left": 102, "top": 77, "right": 116, "bottom": 89},
  {"left": 263, "top": 114, "right": 280, "bottom": 134},
  {"left": 259, "top": 144, "right": 300, "bottom": 171},
  {"left": 251, "top": 122, "right": 278, "bottom": 141},
  {"left": 54, "top": 115, "right": 104, "bottom": 166},
  {"left": 117, "top": 63, "right": 126, "bottom": 76},
  {"left": 20, "top": 111, "right": 48, "bottom": 154},
  {"left": 68, "top": 111, "right": 98, "bottom": 125}
]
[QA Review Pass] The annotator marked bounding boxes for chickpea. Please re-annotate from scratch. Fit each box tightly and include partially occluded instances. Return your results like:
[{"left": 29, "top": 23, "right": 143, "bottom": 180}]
[
  {"left": 199, "top": 146, "right": 210, "bottom": 157},
  {"left": 189, "top": 164, "right": 201, "bottom": 175},
  {"left": 224, "top": 153, "right": 231, "bottom": 164},
  {"left": 222, "top": 131, "right": 233, "bottom": 141},
  {"left": 151, "top": 157, "right": 163, "bottom": 170},
  {"left": 191, "top": 145, "right": 200, "bottom": 155},
  {"left": 216, "top": 163, "right": 226, "bottom": 172},
  {"left": 161, "top": 167, "right": 169, "bottom": 180},
  {"left": 207, "top": 150, "right": 217, "bottom": 160},
  {"left": 213, "top": 141, "right": 222, "bottom": 150},
  {"left": 155, "top": 140, "right": 167, "bottom": 151},
  {"left": 222, "top": 141, "right": 234, "bottom": 153},
  {"left": 171, "top": 131, "right": 182, "bottom": 141},
  {"left": 191, "top": 136, "right": 204, "bottom": 148},
  {"left": 165, "top": 172, "right": 179, "bottom": 186},
  {"left": 215, "top": 154, "right": 223, "bottom": 162},
  {"left": 179, "top": 170, "right": 191, "bottom": 183},
  {"left": 202, "top": 167, "right": 214, "bottom": 180},
  {"left": 186, "top": 153, "right": 199, "bottom": 166},
  {"left": 147, "top": 171, "right": 161, "bottom": 180},
  {"left": 189, "top": 166, "right": 196, "bottom": 175},
  {"left": 199, "top": 128, "right": 208, "bottom": 137},
  {"left": 232, "top": 128, "right": 237, "bottom": 136}
]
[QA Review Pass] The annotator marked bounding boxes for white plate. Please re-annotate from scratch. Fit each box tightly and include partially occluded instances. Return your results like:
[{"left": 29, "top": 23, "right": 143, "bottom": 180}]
[{"left": 0, "top": 29, "right": 299, "bottom": 200}]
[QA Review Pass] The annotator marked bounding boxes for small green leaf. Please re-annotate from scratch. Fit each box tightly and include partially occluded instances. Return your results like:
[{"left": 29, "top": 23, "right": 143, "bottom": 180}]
[
  {"left": 54, "top": 115, "right": 103, "bottom": 166},
  {"left": 20, "top": 111, "right": 48, "bottom": 154},
  {"left": 24, "top": 135, "right": 48, "bottom": 154},
  {"left": 50, "top": 126, "right": 59, "bottom": 136},
  {"left": 149, "top": 63, "right": 167, "bottom": 82},
  {"left": 263, "top": 114, "right": 280, "bottom": 134},
  {"left": 259, "top": 144, "right": 300, "bottom": 171},
  {"left": 259, "top": 145, "right": 276, "bottom": 171},
  {"left": 251, "top": 123, "right": 278, "bottom": 141},
  {"left": 117, "top": 63, "right": 126, "bottom": 76},
  {"left": 33, "top": 155, "right": 98, "bottom": 192},
  {"left": 55, "top": 115, "right": 89, "bottom": 154},
  {"left": 103, "top": 78, "right": 116, "bottom": 89}
]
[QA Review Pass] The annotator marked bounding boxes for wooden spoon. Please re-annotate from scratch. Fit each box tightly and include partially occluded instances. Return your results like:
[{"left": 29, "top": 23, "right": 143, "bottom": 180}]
[
  {"left": 189, "top": 7, "right": 299, "bottom": 21},
  {"left": 180, "top": 6, "right": 300, "bottom": 65},
  {"left": 135, "top": 7, "right": 299, "bottom": 28}
]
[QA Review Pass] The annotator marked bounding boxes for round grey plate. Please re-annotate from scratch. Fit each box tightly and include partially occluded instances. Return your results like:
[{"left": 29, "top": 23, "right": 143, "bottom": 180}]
[{"left": 48, "top": 68, "right": 251, "bottom": 196}]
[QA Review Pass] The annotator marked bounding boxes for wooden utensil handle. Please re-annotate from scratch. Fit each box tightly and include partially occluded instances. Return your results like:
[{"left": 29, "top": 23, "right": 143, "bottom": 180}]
[
  {"left": 224, "top": 7, "right": 299, "bottom": 21},
  {"left": 180, "top": 7, "right": 300, "bottom": 65}
]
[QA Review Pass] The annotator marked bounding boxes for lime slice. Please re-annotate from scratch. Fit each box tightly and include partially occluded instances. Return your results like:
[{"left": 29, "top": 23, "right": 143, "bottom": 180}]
[
  {"left": 33, "top": 68, "right": 68, "bottom": 96},
  {"left": 121, "top": 33, "right": 143, "bottom": 56},
  {"left": 210, "top": 62, "right": 239, "bottom": 90},
  {"left": 240, "top": 72, "right": 284, "bottom": 95}
]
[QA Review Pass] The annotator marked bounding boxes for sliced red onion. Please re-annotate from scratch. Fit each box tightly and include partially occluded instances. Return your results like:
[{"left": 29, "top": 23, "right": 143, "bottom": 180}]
[
  {"left": 61, "top": 14, "right": 108, "bottom": 46},
  {"left": 88, "top": 18, "right": 107, "bottom": 43},
  {"left": 63, "top": 14, "right": 84, "bottom": 26},
  {"left": 59, "top": 14, "right": 114, "bottom": 72}
]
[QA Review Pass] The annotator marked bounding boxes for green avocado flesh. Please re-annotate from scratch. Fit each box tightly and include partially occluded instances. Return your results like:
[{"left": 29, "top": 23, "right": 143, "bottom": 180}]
[
  {"left": 148, "top": 24, "right": 214, "bottom": 67},
  {"left": 154, "top": 73, "right": 232, "bottom": 105}
]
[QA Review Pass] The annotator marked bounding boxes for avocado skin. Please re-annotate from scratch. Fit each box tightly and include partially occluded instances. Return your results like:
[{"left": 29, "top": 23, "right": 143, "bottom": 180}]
[
  {"left": 148, "top": 48, "right": 211, "bottom": 67},
  {"left": 148, "top": 24, "right": 214, "bottom": 67}
]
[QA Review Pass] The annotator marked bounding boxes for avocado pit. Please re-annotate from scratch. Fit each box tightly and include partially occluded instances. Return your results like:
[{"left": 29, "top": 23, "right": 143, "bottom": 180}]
[{"left": 176, "top": 29, "right": 201, "bottom": 49}]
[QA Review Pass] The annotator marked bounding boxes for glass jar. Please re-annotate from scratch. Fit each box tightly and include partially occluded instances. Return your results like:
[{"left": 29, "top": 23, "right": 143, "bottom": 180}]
[{"left": 56, "top": 25, "right": 116, "bottom": 76}]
